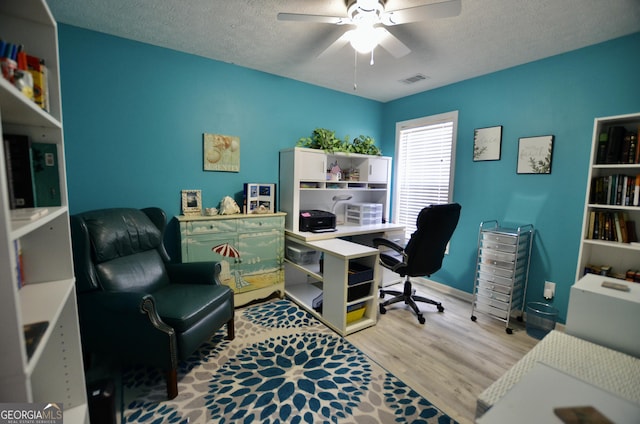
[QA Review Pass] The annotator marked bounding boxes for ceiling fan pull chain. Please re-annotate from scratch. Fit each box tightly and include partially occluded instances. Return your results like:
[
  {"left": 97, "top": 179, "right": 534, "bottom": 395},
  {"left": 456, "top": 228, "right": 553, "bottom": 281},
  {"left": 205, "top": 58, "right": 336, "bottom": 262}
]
[
  {"left": 370, "top": 48, "right": 375, "bottom": 66},
  {"left": 353, "top": 49, "right": 358, "bottom": 91}
]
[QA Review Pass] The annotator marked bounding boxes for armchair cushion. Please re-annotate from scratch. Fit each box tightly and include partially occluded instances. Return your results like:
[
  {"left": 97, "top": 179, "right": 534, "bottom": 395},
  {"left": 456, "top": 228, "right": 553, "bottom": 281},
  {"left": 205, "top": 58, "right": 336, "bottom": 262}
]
[{"left": 154, "top": 284, "right": 232, "bottom": 332}]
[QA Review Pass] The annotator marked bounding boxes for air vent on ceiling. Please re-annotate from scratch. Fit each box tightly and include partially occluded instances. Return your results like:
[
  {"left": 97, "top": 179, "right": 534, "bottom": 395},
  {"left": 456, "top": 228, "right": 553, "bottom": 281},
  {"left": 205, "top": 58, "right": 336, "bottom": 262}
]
[{"left": 399, "top": 74, "right": 429, "bottom": 84}]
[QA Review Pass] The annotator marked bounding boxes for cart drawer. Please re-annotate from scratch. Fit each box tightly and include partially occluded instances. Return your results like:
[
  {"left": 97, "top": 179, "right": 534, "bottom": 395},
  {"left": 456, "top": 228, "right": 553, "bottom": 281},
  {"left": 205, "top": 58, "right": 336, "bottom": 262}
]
[
  {"left": 476, "top": 294, "right": 510, "bottom": 311},
  {"left": 477, "top": 286, "right": 511, "bottom": 302},
  {"left": 474, "top": 301, "right": 508, "bottom": 319},
  {"left": 477, "top": 271, "right": 519, "bottom": 287}
]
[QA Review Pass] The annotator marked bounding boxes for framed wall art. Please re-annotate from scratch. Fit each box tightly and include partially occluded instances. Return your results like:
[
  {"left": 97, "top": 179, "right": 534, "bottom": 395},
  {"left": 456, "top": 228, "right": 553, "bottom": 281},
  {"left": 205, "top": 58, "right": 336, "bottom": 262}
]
[
  {"left": 517, "top": 135, "right": 554, "bottom": 174},
  {"left": 203, "top": 133, "right": 240, "bottom": 172},
  {"left": 473, "top": 125, "right": 502, "bottom": 161},
  {"left": 181, "top": 189, "right": 202, "bottom": 216}
]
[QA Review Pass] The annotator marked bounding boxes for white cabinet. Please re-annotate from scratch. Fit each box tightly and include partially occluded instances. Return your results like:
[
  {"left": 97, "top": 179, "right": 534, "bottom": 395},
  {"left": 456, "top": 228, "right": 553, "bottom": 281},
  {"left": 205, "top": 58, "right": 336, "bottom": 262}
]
[
  {"left": 0, "top": 1, "right": 88, "bottom": 422},
  {"left": 575, "top": 112, "right": 640, "bottom": 282},
  {"left": 358, "top": 157, "right": 389, "bottom": 182},
  {"left": 471, "top": 221, "right": 534, "bottom": 334},
  {"left": 279, "top": 147, "right": 392, "bottom": 232},
  {"left": 298, "top": 149, "right": 326, "bottom": 181}
]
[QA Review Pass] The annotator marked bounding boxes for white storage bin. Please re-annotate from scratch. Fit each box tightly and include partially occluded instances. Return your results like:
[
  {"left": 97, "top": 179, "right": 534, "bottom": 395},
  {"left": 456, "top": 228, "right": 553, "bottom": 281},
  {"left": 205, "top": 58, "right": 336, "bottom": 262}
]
[
  {"left": 286, "top": 243, "right": 320, "bottom": 265},
  {"left": 346, "top": 203, "right": 383, "bottom": 225}
]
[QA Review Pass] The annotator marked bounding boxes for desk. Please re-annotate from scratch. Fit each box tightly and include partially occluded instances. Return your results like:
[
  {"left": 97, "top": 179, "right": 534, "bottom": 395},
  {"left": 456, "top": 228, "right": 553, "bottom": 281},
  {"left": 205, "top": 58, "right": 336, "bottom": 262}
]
[
  {"left": 286, "top": 222, "right": 405, "bottom": 242},
  {"left": 284, "top": 223, "right": 405, "bottom": 335},
  {"left": 476, "top": 362, "right": 640, "bottom": 424}
]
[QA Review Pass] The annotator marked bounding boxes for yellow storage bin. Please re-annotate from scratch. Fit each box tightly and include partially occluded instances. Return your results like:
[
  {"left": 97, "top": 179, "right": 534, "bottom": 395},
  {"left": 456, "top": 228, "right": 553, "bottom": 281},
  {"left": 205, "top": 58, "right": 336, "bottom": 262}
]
[{"left": 346, "top": 305, "right": 366, "bottom": 323}]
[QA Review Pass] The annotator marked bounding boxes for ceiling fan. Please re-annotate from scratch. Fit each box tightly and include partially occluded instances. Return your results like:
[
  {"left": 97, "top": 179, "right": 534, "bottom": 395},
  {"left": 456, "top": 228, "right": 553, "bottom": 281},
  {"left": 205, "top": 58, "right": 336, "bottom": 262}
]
[{"left": 277, "top": 0, "right": 461, "bottom": 59}]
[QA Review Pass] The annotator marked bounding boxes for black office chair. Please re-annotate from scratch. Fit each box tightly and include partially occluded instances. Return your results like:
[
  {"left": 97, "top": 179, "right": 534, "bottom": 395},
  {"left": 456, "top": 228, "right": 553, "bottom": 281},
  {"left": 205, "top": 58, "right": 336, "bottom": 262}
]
[{"left": 373, "top": 203, "right": 461, "bottom": 324}]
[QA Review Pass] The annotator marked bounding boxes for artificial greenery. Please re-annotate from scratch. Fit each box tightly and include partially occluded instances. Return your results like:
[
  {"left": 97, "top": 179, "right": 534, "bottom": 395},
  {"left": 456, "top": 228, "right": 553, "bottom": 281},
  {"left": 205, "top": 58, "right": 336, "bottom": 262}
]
[{"left": 296, "top": 128, "right": 382, "bottom": 156}]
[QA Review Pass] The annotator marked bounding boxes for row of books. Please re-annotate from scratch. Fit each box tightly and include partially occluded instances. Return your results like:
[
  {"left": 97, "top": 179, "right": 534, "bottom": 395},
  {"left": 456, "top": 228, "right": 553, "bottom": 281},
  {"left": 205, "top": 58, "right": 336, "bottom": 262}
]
[
  {"left": 595, "top": 126, "right": 639, "bottom": 165},
  {"left": 0, "top": 39, "right": 50, "bottom": 112},
  {"left": 584, "top": 265, "right": 640, "bottom": 283},
  {"left": 586, "top": 210, "right": 638, "bottom": 243},
  {"left": 590, "top": 174, "right": 640, "bottom": 206},
  {"left": 3, "top": 133, "right": 61, "bottom": 213}
]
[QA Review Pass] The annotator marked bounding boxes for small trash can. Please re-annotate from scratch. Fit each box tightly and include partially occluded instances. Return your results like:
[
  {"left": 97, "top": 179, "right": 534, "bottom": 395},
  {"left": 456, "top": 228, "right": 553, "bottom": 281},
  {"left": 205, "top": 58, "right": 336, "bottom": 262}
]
[{"left": 526, "top": 302, "right": 558, "bottom": 340}]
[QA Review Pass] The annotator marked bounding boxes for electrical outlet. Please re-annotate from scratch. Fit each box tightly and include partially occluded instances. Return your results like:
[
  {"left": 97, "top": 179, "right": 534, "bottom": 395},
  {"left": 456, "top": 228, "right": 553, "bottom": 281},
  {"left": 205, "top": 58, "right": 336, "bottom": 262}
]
[{"left": 544, "top": 281, "right": 556, "bottom": 299}]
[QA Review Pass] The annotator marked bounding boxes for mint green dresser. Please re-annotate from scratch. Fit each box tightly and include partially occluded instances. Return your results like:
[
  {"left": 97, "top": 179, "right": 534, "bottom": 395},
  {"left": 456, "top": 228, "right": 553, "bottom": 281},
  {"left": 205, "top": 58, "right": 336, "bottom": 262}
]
[{"left": 178, "top": 212, "right": 286, "bottom": 306}]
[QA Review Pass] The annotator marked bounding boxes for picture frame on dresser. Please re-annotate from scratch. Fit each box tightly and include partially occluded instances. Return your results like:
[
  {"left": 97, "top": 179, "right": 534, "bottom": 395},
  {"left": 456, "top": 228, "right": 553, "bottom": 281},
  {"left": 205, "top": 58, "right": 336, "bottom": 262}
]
[{"left": 181, "top": 189, "right": 202, "bottom": 215}]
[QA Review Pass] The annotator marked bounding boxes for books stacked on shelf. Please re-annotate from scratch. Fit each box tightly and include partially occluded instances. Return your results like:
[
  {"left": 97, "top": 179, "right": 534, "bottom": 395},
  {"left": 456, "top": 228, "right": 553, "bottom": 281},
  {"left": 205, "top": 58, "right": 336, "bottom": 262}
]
[
  {"left": 595, "top": 126, "right": 640, "bottom": 164},
  {"left": 586, "top": 211, "right": 638, "bottom": 243},
  {"left": 583, "top": 265, "right": 640, "bottom": 282},
  {"left": 3, "top": 133, "right": 61, "bottom": 214},
  {"left": 0, "top": 39, "right": 49, "bottom": 111},
  {"left": 590, "top": 174, "right": 640, "bottom": 206}
]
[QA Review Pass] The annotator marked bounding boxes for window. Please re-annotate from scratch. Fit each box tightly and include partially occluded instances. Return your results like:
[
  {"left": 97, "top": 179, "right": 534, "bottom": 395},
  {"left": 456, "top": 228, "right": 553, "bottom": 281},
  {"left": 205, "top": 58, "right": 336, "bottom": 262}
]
[{"left": 393, "top": 111, "right": 458, "bottom": 239}]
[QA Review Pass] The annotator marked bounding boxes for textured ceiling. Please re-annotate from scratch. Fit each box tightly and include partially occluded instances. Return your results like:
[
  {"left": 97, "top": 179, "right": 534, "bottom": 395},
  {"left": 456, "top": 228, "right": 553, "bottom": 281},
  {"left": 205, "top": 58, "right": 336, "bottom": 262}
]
[{"left": 47, "top": 0, "right": 640, "bottom": 102}]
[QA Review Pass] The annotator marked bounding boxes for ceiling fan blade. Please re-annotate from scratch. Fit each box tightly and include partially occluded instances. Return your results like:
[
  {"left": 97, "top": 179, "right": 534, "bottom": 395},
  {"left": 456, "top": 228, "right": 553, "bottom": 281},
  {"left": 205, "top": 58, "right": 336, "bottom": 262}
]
[
  {"left": 277, "top": 12, "right": 347, "bottom": 25},
  {"left": 376, "top": 28, "right": 410, "bottom": 58},
  {"left": 317, "top": 30, "right": 353, "bottom": 59},
  {"left": 381, "top": 0, "right": 461, "bottom": 26}
]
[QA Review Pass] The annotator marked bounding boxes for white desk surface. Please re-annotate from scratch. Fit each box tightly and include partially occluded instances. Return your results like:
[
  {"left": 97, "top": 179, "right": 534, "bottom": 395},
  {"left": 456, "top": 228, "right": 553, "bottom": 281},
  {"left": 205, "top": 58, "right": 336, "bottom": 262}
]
[
  {"left": 477, "top": 362, "right": 640, "bottom": 424},
  {"left": 286, "top": 222, "right": 405, "bottom": 242}
]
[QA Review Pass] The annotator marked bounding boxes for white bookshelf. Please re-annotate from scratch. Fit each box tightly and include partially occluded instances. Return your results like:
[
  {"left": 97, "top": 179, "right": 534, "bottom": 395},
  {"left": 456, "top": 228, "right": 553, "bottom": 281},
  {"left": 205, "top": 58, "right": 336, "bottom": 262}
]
[
  {"left": 575, "top": 112, "right": 640, "bottom": 282},
  {"left": 0, "top": 1, "right": 88, "bottom": 421}
]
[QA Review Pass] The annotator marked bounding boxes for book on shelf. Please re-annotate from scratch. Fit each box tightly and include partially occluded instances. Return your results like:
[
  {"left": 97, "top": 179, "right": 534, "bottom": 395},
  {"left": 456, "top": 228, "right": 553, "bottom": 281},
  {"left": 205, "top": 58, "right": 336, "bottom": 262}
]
[
  {"left": 3, "top": 134, "right": 35, "bottom": 209},
  {"left": 595, "top": 125, "right": 640, "bottom": 164},
  {"left": 590, "top": 173, "right": 640, "bottom": 206},
  {"left": 587, "top": 211, "right": 636, "bottom": 243},
  {"left": 23, "top": 321, "right": 48, "bottom": 360},
  {"left": 26, "top": 54, "right": 49, "bottom": 112}
]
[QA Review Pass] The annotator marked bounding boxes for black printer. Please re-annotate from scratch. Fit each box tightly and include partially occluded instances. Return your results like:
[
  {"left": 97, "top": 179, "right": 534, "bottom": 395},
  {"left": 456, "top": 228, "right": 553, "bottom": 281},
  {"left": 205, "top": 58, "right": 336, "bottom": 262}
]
[{"left": 299, "top": 210, "right": 336, "bottom": 232}]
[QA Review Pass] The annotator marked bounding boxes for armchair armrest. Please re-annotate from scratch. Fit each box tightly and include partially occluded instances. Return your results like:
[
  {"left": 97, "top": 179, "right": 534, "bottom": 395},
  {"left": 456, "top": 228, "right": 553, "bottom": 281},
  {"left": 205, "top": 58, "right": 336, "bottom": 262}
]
[
  {"left": 165, "top": 261, "right": 222, "bottom": 285},
  {"left": 77, "top": 291, "right": 177, "bottom": 369}
]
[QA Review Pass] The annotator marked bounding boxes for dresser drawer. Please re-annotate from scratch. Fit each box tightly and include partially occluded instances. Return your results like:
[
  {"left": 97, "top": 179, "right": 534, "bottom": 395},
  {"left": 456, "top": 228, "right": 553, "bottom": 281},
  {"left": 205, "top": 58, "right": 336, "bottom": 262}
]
[
  {"left": 478, "top": 271, "right": 523, "bottom": 288},
  {"left": 482, "top": 231, "right": 517, "bottom": 245},
  {"left": 478, "top": 278, "right": 513, "bottom": 299},
  {"left": 474, "top": 301, "right": 508, "bottom": 319},
  {"left": 480, "top": 255, "right": 513, "bottom": 269},
  {"left": 237, "top": 216, "right": 284, "bottom": 232},
  {"left": 477, "top": 286, "right": 511, "bottom": 303},
  {"left": 476, "top": 294, "right": 510, "bottom": 311},
  {"left": 186, "top": 220, "right": 237, "bottom": 234},
  {"left": 480, "top": 247, "right": 526, "bottom": 263},
  {"left": 480, "top": 239, "right": 517, "bottom": 253}
]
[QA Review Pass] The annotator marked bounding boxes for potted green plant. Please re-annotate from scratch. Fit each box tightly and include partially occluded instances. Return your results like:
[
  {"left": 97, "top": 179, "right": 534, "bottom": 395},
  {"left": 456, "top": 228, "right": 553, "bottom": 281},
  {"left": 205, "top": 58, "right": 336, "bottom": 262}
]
[{"left": 296, "top": 128, "right": 381, "bottom": 155}]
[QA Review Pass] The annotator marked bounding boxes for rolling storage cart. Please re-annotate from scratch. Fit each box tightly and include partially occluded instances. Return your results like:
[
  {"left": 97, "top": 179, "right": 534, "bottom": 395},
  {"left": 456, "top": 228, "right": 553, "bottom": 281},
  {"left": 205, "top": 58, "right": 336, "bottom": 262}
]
[{"left": 471, "top": 221, "right": 534, "bottom": 334}]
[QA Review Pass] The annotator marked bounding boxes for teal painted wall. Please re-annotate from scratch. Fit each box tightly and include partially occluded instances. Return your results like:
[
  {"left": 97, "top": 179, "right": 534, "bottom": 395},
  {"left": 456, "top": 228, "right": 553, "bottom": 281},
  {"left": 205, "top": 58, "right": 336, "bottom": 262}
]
[
  {"left": 58, "top": 22, "right": 640, "bottom": 323},
  {"left": 57, "top": 24, "right": 383, "bottom": 257},
  {"left": 382, "top": 32, "right": 640, "bottom": 323}
]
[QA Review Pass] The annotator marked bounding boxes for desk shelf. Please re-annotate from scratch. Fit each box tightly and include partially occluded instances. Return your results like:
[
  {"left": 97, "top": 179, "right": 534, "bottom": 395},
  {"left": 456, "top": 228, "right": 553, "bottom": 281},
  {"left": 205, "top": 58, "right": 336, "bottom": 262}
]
[{"left": 284, "top": 236, "right": 379, "bottom": 336}]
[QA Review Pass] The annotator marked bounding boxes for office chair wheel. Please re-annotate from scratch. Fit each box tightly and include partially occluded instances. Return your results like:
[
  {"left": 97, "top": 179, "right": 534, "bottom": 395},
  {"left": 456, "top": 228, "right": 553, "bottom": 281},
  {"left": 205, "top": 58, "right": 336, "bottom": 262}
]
[
  {"left": 471, "top": 315, "right": 477, "bottom": 321},
  {"left": 379, "top": 304, "right": 387, "bottom": 314},
  {"left": 437, "top": 305, "right": 444, "bottom": 312},
  {"left": 380, "top": 292, "right": 385, "bottom": 299},
  {"left": 506, "top": 328, "right": 513, "bottom": 335},
  {"left": 418, "top": 315, "right": 425, "bottom": 324}
]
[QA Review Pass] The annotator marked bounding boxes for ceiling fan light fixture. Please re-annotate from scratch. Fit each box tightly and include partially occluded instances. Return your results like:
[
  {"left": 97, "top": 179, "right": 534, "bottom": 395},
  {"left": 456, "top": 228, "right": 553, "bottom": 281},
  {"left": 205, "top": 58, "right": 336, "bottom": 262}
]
[{"left": 349, "top": 25, "right": 383, "bottom": 54}]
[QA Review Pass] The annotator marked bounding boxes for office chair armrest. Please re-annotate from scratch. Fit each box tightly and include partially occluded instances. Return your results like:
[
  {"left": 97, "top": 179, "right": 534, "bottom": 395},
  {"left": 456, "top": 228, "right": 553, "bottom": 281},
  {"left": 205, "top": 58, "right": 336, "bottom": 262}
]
[{"left": 373, "top": 237, "right": 406, "bottom": 254}]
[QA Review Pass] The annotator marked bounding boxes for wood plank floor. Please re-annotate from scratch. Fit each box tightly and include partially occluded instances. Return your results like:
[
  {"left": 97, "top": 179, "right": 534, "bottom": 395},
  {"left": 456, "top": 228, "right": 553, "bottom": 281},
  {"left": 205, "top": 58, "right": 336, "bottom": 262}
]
[{"left": 346, "top": 281, "right": 540, "bottom": 424}]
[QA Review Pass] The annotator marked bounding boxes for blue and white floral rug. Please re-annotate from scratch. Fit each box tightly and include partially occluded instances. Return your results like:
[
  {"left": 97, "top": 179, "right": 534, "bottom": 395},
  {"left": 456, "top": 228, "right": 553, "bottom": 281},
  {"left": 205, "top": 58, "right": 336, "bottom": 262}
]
[{"left": 122, "top": 299, "right": 457, "bottom": 423}]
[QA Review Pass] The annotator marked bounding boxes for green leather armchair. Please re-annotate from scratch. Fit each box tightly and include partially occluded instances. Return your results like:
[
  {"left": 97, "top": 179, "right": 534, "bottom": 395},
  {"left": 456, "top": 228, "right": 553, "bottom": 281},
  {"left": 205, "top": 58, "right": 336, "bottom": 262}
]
[{"left": 70, "top": 207, "right": 234, "bottom": 399}]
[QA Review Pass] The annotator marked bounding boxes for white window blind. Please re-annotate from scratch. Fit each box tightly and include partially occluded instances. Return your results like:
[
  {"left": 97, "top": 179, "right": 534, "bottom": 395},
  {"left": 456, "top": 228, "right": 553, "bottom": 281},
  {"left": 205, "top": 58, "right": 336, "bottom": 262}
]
[{"left": 394, "top": 111, "right": 458, "bottom": 239}]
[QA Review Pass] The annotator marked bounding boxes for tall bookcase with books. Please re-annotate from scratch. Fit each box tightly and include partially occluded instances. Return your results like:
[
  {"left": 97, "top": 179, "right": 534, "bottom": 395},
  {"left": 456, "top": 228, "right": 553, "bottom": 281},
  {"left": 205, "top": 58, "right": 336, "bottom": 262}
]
[
  {"left": 0, "top": 2, "right": 88, "bottom": 422},
  {"left": 576, "top": 112, "right": 640, "bottom": 283}
]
